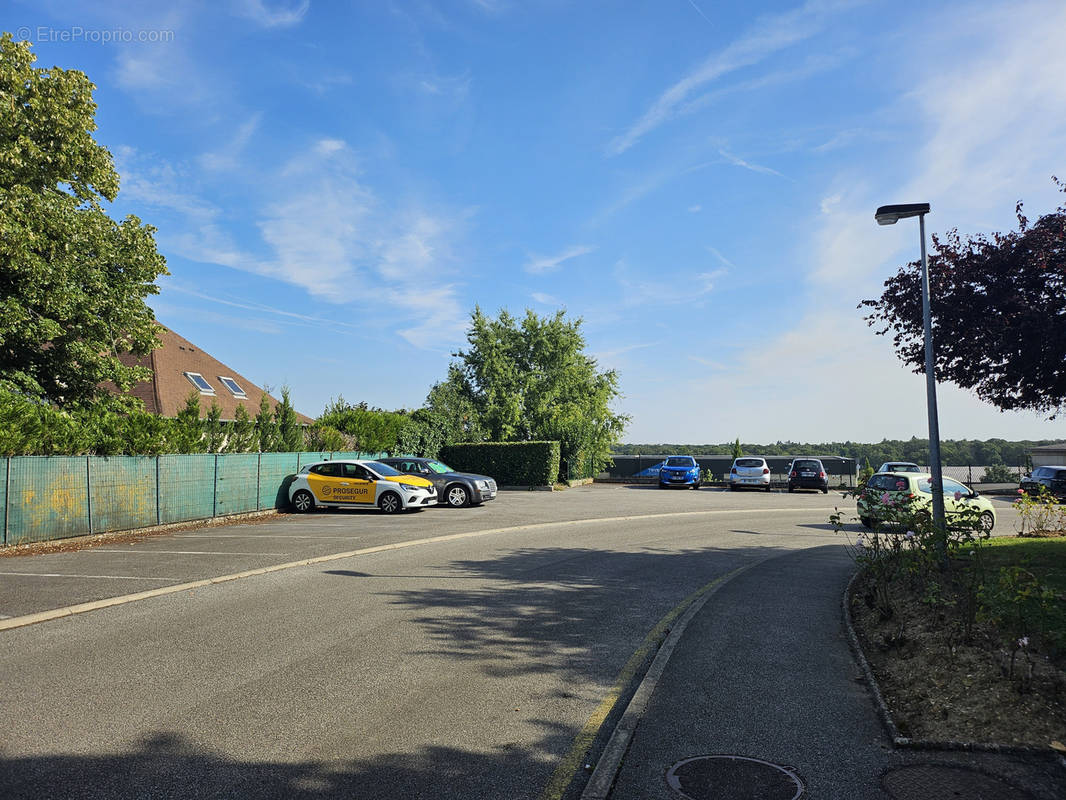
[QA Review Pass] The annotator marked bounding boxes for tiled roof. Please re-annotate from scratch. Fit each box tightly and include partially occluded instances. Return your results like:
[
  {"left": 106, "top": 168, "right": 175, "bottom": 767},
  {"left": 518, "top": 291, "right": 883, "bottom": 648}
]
[{"left": 113, "top": 327, "right": 314, "bottom": 424}]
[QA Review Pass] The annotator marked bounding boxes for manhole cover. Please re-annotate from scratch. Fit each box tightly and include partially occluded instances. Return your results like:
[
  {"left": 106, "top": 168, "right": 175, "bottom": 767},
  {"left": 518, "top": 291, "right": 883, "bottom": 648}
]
[
  {"left": 665, "top": 755, "right": 804, "bottom": 799},
  {"left": 882, "top": 765, "right": 1033, "bottom": 800}
]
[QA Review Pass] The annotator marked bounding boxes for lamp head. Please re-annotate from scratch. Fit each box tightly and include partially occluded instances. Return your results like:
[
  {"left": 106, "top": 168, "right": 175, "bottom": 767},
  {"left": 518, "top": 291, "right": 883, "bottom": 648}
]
[{"left": 875, "top": 203, "right": 930, "bottom": 225}]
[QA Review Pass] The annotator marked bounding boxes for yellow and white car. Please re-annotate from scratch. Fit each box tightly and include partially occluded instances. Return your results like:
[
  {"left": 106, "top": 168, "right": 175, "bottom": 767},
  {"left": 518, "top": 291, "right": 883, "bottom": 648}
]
[{"left": 289, "top": 460, "right": 437, "bottom": 514}]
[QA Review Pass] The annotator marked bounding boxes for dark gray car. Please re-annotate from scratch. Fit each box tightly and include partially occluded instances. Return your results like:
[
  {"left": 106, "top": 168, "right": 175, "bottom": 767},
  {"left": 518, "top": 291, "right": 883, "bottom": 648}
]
[{"left": 378, "top": 457, "right": 498, "bottom": 507}]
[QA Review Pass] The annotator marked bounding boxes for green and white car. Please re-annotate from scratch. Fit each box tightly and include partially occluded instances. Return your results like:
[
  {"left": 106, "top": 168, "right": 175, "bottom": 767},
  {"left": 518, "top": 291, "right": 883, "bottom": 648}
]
[{"left": 857, "top": 471, "right": 997, "bottom": 533}]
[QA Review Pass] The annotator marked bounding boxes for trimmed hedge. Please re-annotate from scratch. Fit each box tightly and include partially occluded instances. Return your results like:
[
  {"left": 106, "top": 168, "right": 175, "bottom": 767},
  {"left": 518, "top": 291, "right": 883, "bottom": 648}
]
[{"left": 439, "top": 441, "right": 561, "bottom": 487}]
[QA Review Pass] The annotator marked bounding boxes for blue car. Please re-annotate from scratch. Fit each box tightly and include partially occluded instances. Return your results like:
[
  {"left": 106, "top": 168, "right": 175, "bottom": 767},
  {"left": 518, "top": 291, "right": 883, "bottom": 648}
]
[{"left": 659, "top": 456, "right": 702, "bottom": 489}]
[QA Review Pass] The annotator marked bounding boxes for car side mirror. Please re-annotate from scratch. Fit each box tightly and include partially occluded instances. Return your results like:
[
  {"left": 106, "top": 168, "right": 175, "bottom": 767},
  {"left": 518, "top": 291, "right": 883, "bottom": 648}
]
[{"left": 970, "top": 490, "right": 979, "bottom": 498}]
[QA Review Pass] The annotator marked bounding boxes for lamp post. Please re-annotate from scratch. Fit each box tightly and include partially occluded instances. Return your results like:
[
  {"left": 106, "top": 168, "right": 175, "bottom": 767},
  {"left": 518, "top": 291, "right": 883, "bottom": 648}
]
[{"left": 875, "top": 203, "right": 946, "bottom": 552}]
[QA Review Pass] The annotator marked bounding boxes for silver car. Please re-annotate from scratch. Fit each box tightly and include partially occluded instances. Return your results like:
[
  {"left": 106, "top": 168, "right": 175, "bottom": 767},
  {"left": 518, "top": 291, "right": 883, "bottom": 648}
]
[{"left": 730, "top": 457, "right": 771, "bottom": 491}]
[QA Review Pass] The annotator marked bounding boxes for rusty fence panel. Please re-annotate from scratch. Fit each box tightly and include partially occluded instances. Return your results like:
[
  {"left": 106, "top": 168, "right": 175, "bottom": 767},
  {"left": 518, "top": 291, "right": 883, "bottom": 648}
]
[
  {"left": 5, "top": 456, "right": 91, "bottom": 544},
  {"left": 89, "top": 456, "right": 158, "bottom": 534},
  {"left": 1, "top": 450, "right": 416, "bottom": 546}
]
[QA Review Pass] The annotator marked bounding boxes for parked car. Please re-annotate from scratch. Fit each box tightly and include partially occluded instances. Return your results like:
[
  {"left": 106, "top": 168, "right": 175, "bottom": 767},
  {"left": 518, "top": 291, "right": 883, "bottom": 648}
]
[
  {"left": 378, "top": 457, "right": 498, "bottom": 507},
  {"left": 788, "top": 458, "right": 829, "bottom": 493},
  {"left": 1020, "top": 465, "right": 1066, "bottom": 500},
  {"left": 857, "top": 471, "right": 996, "bottom": 532},
  {"left": 289, "top": 460, "right": 437, "bottom": 514},
  {"left": 730, "top": 457, "right": 771, "bottom": 491},
  {"left": 877, "top": 461, "right": 922, "bottom": 474},
  {"left": 659, "top": 456, "right": 702, "bottom": 489}
]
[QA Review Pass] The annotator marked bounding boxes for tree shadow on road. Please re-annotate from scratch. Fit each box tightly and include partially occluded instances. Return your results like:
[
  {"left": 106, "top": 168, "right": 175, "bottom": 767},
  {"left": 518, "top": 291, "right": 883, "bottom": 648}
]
[
  {"left": 0, "top": 728, "right": 581, "bottom": 800},
  {"left": 361, "top": 544, "right": 784, "bottom": 686}
]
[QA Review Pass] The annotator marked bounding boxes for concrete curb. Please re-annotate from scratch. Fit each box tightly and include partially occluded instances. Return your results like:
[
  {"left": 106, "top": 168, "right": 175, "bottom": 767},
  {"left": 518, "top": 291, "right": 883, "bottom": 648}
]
[
  {"left": 579, "top": 558, "right": 765, "bottom": 800},
  {"left": 842, "top": 568, "right": 1063, "bottom": 759}
]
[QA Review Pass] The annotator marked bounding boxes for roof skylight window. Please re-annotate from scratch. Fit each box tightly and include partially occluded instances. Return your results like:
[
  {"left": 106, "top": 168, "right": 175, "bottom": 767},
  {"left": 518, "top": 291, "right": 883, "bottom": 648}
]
[
  {"left": 183, "top": 372, "right": 215, "bottom": 395},
  {"left": 219, "top": 376, "right": 247, "bottom": 398}
]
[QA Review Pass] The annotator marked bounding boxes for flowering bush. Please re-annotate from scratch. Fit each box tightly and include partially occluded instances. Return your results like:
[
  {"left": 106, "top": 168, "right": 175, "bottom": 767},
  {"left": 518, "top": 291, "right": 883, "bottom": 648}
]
[{"left": 1013, "top": 486, "right": 1066, "bottom": 536}]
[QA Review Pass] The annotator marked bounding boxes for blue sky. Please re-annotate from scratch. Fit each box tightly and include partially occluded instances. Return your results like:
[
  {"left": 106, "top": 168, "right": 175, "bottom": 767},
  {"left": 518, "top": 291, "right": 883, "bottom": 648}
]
[{"left": 10, "top": 0, "right": 1066, "bottom": 443}]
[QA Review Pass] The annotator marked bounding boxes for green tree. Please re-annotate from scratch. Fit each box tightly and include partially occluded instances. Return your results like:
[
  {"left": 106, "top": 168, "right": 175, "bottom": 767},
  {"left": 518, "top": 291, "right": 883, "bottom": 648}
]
[
  {"left": 204, "top": 401, "right": 224, "bottom": 453},
  {"left": 0, "top": 35, "right": 168, "bottom": 407},
  {"left": 275, "top": 386, "right": 303, "bottom": 452},
  {"left": 439, "top": 307, "right": 628, "bottom": 469},
  {"left": 226, "top": 403, "right": 256, "bottom": 453},
  {"left": 173, "top": 392, "right": 206, "bottom": 454},
  {"left": 255, "top": 394, "right": 279, "bottom": 453},
  {"left": 731, "top": 438, "right": 743, "bottom": 460},
  {"left": 425, "top": 369, "right": 485, "bottom": 445}
]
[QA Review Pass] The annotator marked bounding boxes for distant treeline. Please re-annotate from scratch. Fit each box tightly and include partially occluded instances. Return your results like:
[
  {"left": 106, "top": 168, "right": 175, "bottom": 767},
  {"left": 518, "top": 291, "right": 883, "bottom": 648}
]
[{"left": 612, "top": 439, "right": 1058, "bottom": 467}]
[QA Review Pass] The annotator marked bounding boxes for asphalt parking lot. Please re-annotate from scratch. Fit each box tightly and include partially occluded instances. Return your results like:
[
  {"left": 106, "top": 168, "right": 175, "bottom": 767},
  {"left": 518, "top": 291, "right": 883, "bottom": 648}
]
[{"left": 0, "top": 484, "right": 1023, "bottom": 623}]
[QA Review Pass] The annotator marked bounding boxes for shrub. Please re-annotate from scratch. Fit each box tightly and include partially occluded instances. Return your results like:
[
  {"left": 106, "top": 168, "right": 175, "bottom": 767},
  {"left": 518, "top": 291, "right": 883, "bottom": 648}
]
[
  {"left": 439, "top": 441, "right": 560, "bottom": 486},
  {"left": 981, "top": 463, "right": 1017, "bottom": 483}
]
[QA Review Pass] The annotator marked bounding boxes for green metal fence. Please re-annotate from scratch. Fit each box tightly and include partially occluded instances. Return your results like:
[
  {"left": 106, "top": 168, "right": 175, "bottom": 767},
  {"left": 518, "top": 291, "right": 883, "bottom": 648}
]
[{"left": 1, "top": 451, "right": 382, "bottom": 547}]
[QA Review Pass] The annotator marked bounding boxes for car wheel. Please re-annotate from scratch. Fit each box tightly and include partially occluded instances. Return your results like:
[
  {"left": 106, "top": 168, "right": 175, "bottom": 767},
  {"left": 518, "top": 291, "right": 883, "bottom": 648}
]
[
  {"left": 693, "top": 481, "right": 701, "bottom": 490},
  {"left": 788, "top": 485, "right": 794, "bottom": 493},
  {"left": 378, "top": 491, "right": 402, "bottom": 514},
  {"left": 659, "top": 482, "right": 668, "bottom": 489},
  {"left": 980, "top": 511, "right": 995, "bottom": 533},
  {"left": 822, "top": 486, "right": 829, "bottom": 494},
  {"left": 291, "top": 490, "right": 315, "bottom": 513},
  {"left": 765, "top": 484, "right": 772, "bottom": 493},
  {"left": 446, "top": 485, "right": 470, "bottom": 507}
]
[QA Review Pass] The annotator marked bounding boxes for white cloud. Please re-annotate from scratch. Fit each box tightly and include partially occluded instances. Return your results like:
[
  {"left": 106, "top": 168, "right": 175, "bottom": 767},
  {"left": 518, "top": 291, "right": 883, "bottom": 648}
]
[
  {"left": 120, "top": 140, "right": 470, "bottom": 349},
  {"left": 235, "top": 0, "right": 311, "bottom": 28},
  {"left": 718, "top": 148, "right": 785, "bottom": 178},
  {"left": 199, "top": 114, "right": 262, "bottom": 171},
  {"left": 532, "top": 292, "right": 562, "bottom": 305},
  {"left": 613, "top": 260, "right": 725, "bottom": 308},
  {"left": 706, "top": 247, "right": 735, "bottom": 268},
  {"left": 666, "top": 0, "right": 1066, "bottom": 442},
  {"left": 525, "top": 244, "right": 597, "bottom": 274},
  {"left": 688, "top": 204, "right": 702, "bottom": 213},
  {"left": 607, "top": 0, "right": 865, "bottom": 155}
]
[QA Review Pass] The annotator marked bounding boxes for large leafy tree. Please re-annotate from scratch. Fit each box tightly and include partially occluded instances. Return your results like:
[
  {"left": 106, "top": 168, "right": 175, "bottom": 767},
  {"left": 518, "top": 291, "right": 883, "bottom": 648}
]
[
  {"left": 0, "top": 34, "right": 167, "bottom": 407},
  {"left": 440, "top": 307, "right": 629, "bottom": 468},
  {"left": 862, "top": 182, "right": 1066, "bottom": 418}
]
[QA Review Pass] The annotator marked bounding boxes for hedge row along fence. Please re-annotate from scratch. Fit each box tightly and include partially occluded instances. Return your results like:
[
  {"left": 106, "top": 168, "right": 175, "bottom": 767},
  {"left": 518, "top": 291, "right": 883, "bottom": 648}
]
[
  {"left": 0, "top": 451, "right": 381, "bottom": 547},
  {"left": 439, "top": 441, "right": 561, "bottom": 487}
]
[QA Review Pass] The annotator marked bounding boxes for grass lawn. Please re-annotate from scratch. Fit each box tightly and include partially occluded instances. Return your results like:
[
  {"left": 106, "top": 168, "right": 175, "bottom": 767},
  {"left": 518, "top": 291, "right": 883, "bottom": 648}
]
[{"left": 980, "top": 535, "right": 1066, "bottom": 663}]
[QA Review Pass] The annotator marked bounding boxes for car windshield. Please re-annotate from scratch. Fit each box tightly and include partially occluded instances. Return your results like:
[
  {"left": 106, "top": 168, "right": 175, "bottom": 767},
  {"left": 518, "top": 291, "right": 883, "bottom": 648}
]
[
  {"left": 736, "top": 458, "right": 763, "bottom": 467},
  {"left": 363, "top": 461, "right": 402, "bottom": 477},
  {"left": 666, "top": 457, "right": 693, "bottom": 467},
  {"left": 426, "top": 460, "right": 452, "bottom": 474}
]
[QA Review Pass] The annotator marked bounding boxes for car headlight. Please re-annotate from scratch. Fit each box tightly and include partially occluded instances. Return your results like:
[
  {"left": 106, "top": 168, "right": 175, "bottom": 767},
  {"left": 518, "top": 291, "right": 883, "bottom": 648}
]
[
  {"left": 476, "top": 480, "right": 489, "bottom": 490},
  {"left": 399, "top": 483, "right": 415, "bottom": 492}
]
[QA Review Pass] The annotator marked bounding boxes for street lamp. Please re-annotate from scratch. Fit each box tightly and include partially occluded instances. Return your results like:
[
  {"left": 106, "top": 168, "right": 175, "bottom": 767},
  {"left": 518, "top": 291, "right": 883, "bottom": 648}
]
[{"left": 874, "top": 202, "right": 947, "bottom": 547}]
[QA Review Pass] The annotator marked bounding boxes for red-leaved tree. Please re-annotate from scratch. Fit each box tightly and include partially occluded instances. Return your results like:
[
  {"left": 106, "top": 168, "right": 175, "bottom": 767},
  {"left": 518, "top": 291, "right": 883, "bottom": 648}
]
[{"left": 861, "top": 180, "right": 1066, "bottom": 418}]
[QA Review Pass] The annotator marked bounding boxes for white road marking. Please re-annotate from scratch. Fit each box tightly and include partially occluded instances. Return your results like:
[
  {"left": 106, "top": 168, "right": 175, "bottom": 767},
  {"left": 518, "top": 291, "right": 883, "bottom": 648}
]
[
  {"left": 1, "top": 506, "right": 842, "bottom": 633},
  {"left": 0, "top": 572, "right": 175, "bottom": 581},
  {"left": 173, "top": 534, "right": 363, "bottom": 540},
  {"left": 87, "top": 549, "right": 290, "bottom": 556}
]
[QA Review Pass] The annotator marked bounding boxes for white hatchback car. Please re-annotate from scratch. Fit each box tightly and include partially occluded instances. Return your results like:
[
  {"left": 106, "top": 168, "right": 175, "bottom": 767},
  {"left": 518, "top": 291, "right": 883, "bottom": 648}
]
[{"left": 730, "top": 457, "right": 772, "bottom": 491}]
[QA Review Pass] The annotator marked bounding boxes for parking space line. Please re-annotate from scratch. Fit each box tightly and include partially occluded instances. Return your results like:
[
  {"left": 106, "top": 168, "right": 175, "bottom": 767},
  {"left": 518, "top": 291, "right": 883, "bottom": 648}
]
[
  {"left": 87, "top": 549, "right": 290, "bottom": 556},
  {"left": 173, "top": 534, "right": 363, "bottom": 540},
  {"left": 0, "top": 572, "right": 176, "bottom": 581},
  {"left": 0, "top": 507, "right": 838, "bottom": 633}
]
